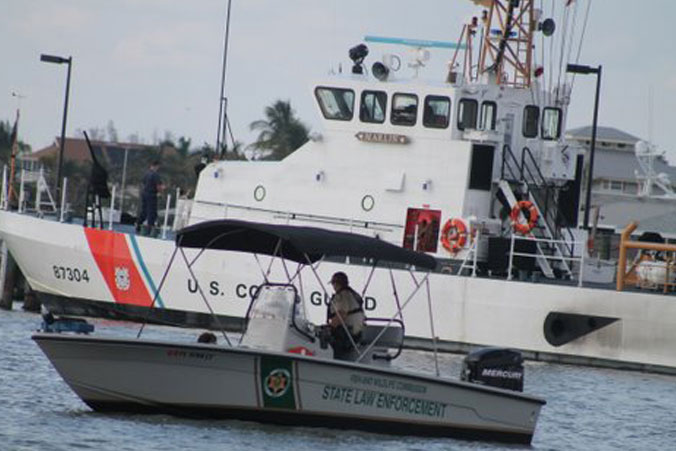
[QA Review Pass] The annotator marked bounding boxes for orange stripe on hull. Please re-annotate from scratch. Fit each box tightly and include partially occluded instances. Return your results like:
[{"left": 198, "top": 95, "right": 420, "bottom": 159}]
[{"left": 84, "top": 228, "right": 153, "bottom": 306}]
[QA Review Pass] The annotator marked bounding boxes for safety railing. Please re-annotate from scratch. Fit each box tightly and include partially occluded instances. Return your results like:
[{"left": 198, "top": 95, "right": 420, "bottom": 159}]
[{"left": 507, "top": 234, "right": 585, "bottom": 286}]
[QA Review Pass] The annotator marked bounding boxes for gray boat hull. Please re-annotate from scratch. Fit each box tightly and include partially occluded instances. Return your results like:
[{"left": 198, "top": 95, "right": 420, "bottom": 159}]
[{"left": 33, "top": 333, "right": 544, "bottom": 444}]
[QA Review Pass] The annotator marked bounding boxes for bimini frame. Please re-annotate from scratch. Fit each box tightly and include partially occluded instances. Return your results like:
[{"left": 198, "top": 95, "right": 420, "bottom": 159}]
[{"left": 137, "top": 219, "right": 440, "bottom": 369}]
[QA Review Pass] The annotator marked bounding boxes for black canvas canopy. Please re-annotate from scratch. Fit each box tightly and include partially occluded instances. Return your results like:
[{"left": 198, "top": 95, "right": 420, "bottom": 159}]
[{"left": 176, "top": 219, "right": 437, "bottom": 270}]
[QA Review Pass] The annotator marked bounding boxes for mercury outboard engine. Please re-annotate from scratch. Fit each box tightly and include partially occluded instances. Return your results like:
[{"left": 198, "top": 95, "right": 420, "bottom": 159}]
[{"left": 461, "top": 348, "right": 524, "bottom": 392}]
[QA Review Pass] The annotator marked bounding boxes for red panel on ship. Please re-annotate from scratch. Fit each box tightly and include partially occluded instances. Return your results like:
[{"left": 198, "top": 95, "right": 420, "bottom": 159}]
[{"left": 84, "top": 228, "right": 153, "bottom": 306}]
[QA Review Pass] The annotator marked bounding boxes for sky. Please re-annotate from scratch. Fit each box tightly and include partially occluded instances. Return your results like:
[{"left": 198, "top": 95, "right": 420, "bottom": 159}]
[{"left": 2, "top": 0, "right": 676, "bottom": 162}]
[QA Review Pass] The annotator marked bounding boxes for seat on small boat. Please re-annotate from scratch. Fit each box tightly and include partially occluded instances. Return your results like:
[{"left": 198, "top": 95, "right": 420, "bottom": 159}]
[{"left": 360, "top": 324, "right": 403, "bottom": 348}]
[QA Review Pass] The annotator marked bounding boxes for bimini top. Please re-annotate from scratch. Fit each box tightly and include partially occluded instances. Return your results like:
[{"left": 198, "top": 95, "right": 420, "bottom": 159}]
[{"left": 176, "top": 219, "right": 437, "bottom": 270}]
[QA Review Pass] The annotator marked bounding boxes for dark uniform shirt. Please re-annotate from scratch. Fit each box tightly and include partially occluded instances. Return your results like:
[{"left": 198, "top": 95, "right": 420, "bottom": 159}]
[{"left": 142, "top": 170, "right": 162, "bottom": 196}]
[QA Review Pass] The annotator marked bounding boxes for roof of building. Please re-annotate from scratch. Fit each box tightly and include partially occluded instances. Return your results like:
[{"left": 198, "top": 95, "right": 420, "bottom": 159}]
[
  {"left": 592, "top": 194, "right": 676, "bottom": 237},
  {"left": 566, "top": 126, "right": 642, "bottom": 144},
  {"left": 592, "top": 147, "right": 676, "bottom": 180},
  {"left": 27, "top": 137, "right": 173, "bottom": 167}
]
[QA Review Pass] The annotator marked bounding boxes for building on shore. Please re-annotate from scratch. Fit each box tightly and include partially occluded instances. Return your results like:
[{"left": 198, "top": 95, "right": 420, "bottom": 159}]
[{"left": 567, "top": 126, "right": 676, "bottom": 258}]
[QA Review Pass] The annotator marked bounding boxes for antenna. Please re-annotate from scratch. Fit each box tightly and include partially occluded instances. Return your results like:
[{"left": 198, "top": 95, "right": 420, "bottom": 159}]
[
  {"left": 648, "top": 85, "right": 654, "bottom": 144},
  {"left": 478, "top": 0, "right": 556, "bottom": 88}
]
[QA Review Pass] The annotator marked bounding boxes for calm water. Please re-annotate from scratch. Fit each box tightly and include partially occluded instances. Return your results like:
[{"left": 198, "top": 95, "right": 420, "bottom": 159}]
[{"left": 1, "top": 305, "right": 674, "bottom": 451}]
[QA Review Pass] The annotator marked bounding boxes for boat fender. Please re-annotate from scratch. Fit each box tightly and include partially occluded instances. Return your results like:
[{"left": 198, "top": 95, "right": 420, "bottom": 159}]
[
  {"left": 440, "top": 218, "right": 467, "bottom": 253},
  {"left": 510, "top": 201, "right": 538, "bottom": 234}
]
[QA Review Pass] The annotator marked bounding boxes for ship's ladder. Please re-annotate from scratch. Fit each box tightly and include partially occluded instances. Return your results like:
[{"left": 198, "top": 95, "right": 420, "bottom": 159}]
[
  {"left": 457, "top": 228, "right": 480, "bottom": 277},
  {"left": 498, "top": 180, "right": 573, "bottom": 279}
]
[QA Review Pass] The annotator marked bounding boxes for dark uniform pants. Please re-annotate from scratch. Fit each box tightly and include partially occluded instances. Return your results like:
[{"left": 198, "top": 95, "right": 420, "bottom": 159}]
[
  {"left": 138, "top": 193, "right": 158, "bottom": 228},
  {"left": 330, "top": 326, "right": 362, "bottom": 360}
]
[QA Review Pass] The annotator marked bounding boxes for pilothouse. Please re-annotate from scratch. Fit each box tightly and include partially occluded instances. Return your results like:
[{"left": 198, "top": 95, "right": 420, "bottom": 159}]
[{"left": 192, "top": 2, "right": 581, "bottom": 283}]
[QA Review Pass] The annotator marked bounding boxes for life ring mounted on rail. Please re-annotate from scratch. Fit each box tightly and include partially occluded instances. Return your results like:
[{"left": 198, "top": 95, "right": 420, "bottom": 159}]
[
  {"left": 510, "top": 201, "right": 539, "bottom": 235},
  {"left": 440, "top": 218, "right": 467, "bottom": 253}
]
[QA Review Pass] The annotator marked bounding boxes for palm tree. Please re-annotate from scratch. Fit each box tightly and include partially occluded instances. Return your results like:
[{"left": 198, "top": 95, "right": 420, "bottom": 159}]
[{"left": 249, "top": 100, "right": 310, "bottom": 160}]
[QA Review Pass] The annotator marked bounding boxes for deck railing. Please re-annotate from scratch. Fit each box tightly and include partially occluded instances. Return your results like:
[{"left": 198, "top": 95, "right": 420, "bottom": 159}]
[{"left": 507, "top": 234, "right": 586, "bottom": 286}]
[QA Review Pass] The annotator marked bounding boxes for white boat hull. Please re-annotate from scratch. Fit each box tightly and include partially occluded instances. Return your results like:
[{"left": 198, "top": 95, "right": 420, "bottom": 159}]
[
  {"left": 4, "top": 211, "right": 676, "bottom": 374},
  {"left": 32, "top": 332, "right": 543, "bottom": 443}
]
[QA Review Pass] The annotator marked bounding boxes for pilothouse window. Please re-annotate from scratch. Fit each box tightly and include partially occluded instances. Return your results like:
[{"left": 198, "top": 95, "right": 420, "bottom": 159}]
[
  {"left": 480, "top": 101, "right": 497, "bottom": 131},
  {"left": 391, "top": 93, "right": 418, "bottom": 126},
  {"left": 522, "top": 105, "right": 540, "bottom": 138},
  {"left": 457, "top": 98, "right": 478, "bottom": 130},
  {"left": 360, "top": 90, "right": 387, "bottom": 123},
  {"left": 423, "top": 96, "right": 450, "bottom": 129},
  {"left": 315, "top": 87, "right": 355, "bottom": 121},
  {"left": 542, "top": 107, "right": 562, "bottom": 140}
]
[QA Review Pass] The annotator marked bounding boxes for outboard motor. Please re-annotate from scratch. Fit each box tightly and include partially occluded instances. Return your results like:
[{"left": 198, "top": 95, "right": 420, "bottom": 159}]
[{"left": 461, "top": 348, "right": 524, "bottom": 392}]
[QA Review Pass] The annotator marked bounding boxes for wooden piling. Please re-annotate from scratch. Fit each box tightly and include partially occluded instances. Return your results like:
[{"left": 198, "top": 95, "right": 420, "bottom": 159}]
[
  {"left": 23, "top": 281, "right": 41, "bottom": 312},
  {"left": 0, "top": 241, "right": 17, "bottom": 310}
]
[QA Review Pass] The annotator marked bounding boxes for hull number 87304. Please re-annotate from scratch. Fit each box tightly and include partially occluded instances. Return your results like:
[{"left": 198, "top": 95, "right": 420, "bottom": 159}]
[{"left": 53, "top": 265, "right": 90, "bottom": 283}]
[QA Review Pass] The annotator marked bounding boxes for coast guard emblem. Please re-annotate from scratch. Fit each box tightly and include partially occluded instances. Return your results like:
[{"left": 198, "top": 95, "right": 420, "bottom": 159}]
[
  {"left": 114, "top": 266, "right": 131, "bottom": 291},
  {"left": 264, "top": 369, "right": 290, "bottom": 398}
]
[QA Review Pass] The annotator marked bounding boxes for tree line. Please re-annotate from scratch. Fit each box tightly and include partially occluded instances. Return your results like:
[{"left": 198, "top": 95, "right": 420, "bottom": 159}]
[{"left": 0, "top": 100, "right": 309, "bottom": 217}]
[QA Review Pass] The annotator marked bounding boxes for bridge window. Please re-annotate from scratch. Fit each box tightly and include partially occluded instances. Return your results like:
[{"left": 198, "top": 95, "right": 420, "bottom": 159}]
[
  {"left": 391, "top": 93, "right": 418, "bottom": 126},
  {"left": 423, "top": 96, "right": 450, "bottom": 129},
  {"left": 480, "top": 101, "right": 497, "bottom": 131},
  {"left": 457, "top": 98, "right": 478, "bottom": 130},
  {"left": 542, "top": 107, "right": 562, "bottom": 140},
  {"left": 360, "top": 90, "right": 387, "bottom": 124},
  {"left": 522, "top": 105, "right": 540, "bottom": 138},
  {"left": 315, "top": 87, "right": 355, "bottom": 121}
]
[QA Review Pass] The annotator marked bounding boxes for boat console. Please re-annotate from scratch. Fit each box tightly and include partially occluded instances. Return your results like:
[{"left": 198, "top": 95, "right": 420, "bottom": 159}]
[{"left": 240, "top": 283, "right": 403, "bottom": 365}]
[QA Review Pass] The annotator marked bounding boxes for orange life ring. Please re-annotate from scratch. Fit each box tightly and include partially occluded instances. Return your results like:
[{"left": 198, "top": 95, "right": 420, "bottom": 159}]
[
  {"left": 510, "top": 201, "right": 539, "bottom": 234},
  {"left": 440, "top": 218, "right": 467, "bottom": 253}
]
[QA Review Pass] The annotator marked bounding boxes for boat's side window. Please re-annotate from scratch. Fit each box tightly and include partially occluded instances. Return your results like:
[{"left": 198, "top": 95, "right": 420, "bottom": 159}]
[
  {"left": 541, "top": 107, "right": 562, "bottom": 140},
  {"left": 522, "top": 105, "right": 540, "bottom": 138},
  {"left": 391, "top": 93, "right": 418, "bottom": 126},
  {"left": 480, "top": 101, "right": 497, "bottom": 131},
  {"left": 360, "top": 90, "right": 387, "bottom": 124},
  {"left": 457, "top": 98, "right": 478, "bottom": 130},
  {"left": 423, "top": 95, "right": 451, "bottom": 129},
  {"left": 315, "top": 87, "right": 355, "bottom": 121}
]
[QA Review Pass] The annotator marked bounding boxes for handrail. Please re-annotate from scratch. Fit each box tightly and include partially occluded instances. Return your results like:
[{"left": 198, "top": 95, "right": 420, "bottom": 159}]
[
  {"left": 500, "top": 145, "right": 577, "bottom": 277},
  {"left": 507, "top": 234, "right": 586, "bottom": 286},
  {"left": 520, "top": 147, "right": 575, "bottom": 257},
  {"left": 501, "top": 144, "right": 522, "bottom": 181}
]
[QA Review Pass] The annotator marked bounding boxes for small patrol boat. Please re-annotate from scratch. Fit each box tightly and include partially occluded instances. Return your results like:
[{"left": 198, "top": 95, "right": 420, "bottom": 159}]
[{"left": 34, "top": 220, "right": 545, "bottom": 444}]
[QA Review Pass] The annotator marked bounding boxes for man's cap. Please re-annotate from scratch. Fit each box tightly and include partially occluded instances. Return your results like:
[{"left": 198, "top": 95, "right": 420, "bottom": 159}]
[{"left": 329, "top": 271, "right": 348, "bottom": 286}]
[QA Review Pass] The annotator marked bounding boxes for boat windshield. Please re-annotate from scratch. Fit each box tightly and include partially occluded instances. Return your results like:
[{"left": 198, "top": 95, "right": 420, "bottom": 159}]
[{"left": 248, "top": 284, "right": 300, "bottom": 323}]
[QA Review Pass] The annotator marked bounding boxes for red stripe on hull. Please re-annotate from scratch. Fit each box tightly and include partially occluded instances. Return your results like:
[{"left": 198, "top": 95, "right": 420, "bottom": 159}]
[{"left": 84, "top": 228, "right": 153, "bottom": 306}]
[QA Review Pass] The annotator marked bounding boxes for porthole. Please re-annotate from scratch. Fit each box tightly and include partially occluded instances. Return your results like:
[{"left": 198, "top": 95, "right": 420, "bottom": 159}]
[
  {"left": 361, "top": 195, "right": 375, "bottom": 212},
  {"left": 254, "top": 185, "right": 266, "bottom": 202}
]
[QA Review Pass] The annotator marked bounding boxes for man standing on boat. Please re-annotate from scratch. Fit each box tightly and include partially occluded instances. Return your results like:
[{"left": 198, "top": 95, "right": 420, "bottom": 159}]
[
  {"left": 135, "top": 161, "right": 164, "bottom": 236},
  {"left": 327, "top": 272, "right": 365, "bottom": 360}
]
